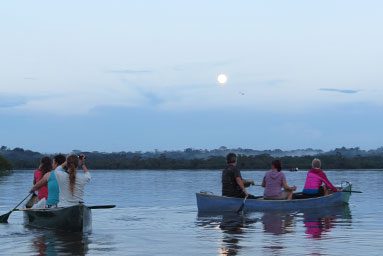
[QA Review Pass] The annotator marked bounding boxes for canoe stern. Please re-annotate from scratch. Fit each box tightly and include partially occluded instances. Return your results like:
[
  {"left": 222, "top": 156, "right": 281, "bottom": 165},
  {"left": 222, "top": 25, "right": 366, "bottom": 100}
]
[
  {"left": 23, "top": 204, "right": 92, "bottom": 233},
  {"left": 196, "top": 193, "right": 244, "bottom": 212}
]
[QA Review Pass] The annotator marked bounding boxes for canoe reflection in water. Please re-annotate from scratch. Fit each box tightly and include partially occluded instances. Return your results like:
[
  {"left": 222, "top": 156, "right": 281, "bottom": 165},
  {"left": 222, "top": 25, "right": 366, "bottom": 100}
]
[
  {"left": 31, "top": 230, "right": 89, "bottom": 256},
  {"left": 197, "top": 205, "right": 352, "bottom": 255}
]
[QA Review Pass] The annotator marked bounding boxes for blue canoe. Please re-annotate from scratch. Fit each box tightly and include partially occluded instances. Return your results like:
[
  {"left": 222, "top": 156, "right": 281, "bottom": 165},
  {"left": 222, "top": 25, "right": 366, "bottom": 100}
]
[{"left": 196, "top": 183, "right": 352, "bottom": 212}]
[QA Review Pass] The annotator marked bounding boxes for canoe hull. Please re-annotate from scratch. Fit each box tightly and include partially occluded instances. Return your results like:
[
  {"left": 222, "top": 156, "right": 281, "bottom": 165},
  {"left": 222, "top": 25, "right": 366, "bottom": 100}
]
[
  {"left": 23, "top": 204, "right": 92, "bottom": 233},
  {"left": 196, "top": 184, "right": 352, "bottom": 212}
]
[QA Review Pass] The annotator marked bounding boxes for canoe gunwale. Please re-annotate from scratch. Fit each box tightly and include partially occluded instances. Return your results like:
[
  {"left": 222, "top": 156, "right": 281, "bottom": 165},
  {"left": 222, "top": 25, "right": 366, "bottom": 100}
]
[
  {"left": 197, "top": 192, "right": 339, "bottom": 202},
  {"left": 19, "top": 207, "right": 83, "bottom": 212}
]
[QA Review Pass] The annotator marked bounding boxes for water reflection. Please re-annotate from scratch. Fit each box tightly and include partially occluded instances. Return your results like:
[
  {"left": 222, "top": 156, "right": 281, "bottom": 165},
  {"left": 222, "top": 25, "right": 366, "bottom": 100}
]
[
  {"left": 261, "top": 211, "right": 295, "bottom": 235},
  {"left": 197, "top": 205, "right": 352, "bottom": 255},
  {"left": 197, "top": 212, "right": 258, "bottom": 256},
  {"left": 302, "top": 205, "right": 352, "bottom": 239},
  {"left": 30, "top": 230, "right": 89, "bottom": 256},
  {"left": 262, "top": 205, "right": 352, "bottom": 239}
]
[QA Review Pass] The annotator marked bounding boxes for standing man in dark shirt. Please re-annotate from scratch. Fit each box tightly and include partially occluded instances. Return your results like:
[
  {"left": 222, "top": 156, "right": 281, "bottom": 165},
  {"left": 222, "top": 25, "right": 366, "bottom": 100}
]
[{"left": 222, "top": 153, "right": 254, "bottom": 198}]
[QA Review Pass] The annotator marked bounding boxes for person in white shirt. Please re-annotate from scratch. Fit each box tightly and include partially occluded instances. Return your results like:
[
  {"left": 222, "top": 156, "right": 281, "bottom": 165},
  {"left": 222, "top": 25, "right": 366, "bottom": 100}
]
[{"left": 55, "top": 154, "right": 91, "bottom": 207}]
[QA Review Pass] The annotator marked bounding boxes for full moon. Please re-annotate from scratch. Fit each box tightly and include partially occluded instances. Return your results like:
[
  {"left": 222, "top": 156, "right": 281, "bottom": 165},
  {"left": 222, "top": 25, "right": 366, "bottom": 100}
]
[{"left": 217, "top": 74, "right": 228, "bottom": 85}]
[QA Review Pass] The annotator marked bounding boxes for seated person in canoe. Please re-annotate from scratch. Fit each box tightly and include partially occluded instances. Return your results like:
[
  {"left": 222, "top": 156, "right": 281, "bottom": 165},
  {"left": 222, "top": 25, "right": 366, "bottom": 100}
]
[
  {"left": 55, "top": 154, "right": 91, "bottom": 207},
  {"left": 222, "top": 153, "right": 256, "bottom": 199},
  {"left": 302, "top": 158, "right": 339, "bottom": 197},
  {"left": 262, "top": 160, "right": 297, "bottom": 200},
  {"left": 30, "top": 154, "right": 67, "bottom": 208},
  {"left": 27, "top": 156, "right": 53, "bottom": 208}
]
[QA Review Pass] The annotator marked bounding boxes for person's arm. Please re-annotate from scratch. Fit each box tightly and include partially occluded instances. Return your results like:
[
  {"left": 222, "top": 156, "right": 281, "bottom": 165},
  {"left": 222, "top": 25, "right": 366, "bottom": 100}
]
[
  {"left": 30, "top": 172, "right": 50, "bottom": 192},
  {"left": 78, "top": 155, "right": 88, "bottom": 172},
  {"left": 282, "top": 179, "right": 297, "bottom": 191},
  {"left": 262, "top": 177, "right": 266, "bottom": 187},
  {"left": 82, "top": 166, "right": 91, "bottom": 182},
  {"left": 61, "top": 161, "right": 67, "bottom": 169},
  {"left": 81, "top": 163, "right": 89, "bottom": 173},
  {"left": 236, "top": 177, "right": 248, "bottom": 196},
  {"left": 233, "top": 167, "right": 248, "bottom": 195},
  {"left": 321, "top": 172, "right": 338, "bottom": 192},
  {"left": 79, "top": 156, "right": 91, "bottom": 181}
]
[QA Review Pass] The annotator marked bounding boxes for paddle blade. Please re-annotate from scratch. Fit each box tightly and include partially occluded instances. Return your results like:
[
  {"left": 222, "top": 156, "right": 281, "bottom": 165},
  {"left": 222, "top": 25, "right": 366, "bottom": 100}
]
[
  {"left": 0, "top": 211, "right": 11, "bottom": 223},
  {"left": 0, "top": 193, "right": 32, "bottom": 224}
]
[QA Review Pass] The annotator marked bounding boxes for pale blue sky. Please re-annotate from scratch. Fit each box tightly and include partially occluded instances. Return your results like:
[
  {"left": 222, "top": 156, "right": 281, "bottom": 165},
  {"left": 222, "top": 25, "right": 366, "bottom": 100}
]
[{"left": 0, "top": 0, "right": 382, "bottom": 152}]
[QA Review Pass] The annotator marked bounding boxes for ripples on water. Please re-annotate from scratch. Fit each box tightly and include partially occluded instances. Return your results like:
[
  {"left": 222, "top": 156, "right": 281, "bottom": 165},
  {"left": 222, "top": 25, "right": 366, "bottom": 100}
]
[{"left": 0, "top": 170, "right": 382, "bottom": 255}]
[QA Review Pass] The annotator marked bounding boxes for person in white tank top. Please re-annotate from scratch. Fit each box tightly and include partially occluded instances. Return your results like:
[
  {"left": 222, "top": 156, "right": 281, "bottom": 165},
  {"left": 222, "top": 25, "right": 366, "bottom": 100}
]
[{"left": 55, "top": 154, "right": 91, "bottom": 207}]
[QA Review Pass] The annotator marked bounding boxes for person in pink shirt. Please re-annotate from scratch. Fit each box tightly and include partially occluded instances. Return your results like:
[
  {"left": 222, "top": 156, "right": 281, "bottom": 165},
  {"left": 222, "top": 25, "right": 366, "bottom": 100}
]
[
  {"left": 33, "top": 156, "right": 53, "bottom": 201},
  {"left": 302, "top": 158, "right": 339, "bottom": 197}
]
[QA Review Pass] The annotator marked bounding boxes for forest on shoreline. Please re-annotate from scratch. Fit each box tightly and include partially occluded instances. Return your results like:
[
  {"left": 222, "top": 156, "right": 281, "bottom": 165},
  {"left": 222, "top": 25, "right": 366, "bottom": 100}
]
[
  {"left": 0, "top": 155, "right": 12, "bottom": 172},
  {"left": 1, "top": 146, "right": 383, "bottom": 170}
]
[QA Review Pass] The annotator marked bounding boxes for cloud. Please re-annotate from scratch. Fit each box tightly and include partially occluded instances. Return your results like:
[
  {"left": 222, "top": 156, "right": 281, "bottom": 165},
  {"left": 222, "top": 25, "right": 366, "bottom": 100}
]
[
  {"left": 0, "top": 95, "right": 27, "bottom": 108},
  {"left": 106, "top": 69, "right": 153, "bottom": 74},
  {"left": 173, "top": 60, "right": 232, "bottom": 71},
  {"left": 264, "top": 79, "right": 287, "bottom": 86},
  {"left": 319, "top": 88, "right": 360, "bottom": 94}
]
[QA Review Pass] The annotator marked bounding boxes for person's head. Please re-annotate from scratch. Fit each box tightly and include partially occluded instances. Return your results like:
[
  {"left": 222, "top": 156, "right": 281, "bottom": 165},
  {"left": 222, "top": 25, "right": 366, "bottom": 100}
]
[
  {"left": 52, "top": 154, "right": 66, "bottom": 169},
  {"left": 66, "top": 154, "right": 79, "bottom": 194},
  {"left": 312, "top": 158, "right": 321, "bottom": 169},
  {"left": 226, "top": 153, "right": 237, "bottom": 165},
  {"left": 40, "top": 156, "right": 52, "bottom": 175},
  {"left": 271, "top": 159, "right": 282, "bottom": 172}
]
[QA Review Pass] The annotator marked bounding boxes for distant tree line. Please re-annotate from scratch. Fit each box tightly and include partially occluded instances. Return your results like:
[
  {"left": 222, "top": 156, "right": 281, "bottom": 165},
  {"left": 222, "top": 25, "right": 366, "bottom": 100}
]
[
  {"left": 1, "top": 146, "right": 383, "bottom": 170},
  {"left": 0, "top": 154, "right": 12, "bottom": 172}
]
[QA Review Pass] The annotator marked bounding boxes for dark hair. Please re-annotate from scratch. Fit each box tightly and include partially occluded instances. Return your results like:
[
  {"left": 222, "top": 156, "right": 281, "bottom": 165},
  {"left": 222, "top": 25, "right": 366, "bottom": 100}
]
[
  {"left": 226, "top": 153, "right": 237, "bottom": 164},
  {"left": 66, "top": 154, "right": 79, "bottom": 195},
  {"left": 54, "top": 154, "right": 66, "bottom": 166},
  {"left": 40, "top": 156, "right": 52, "bottom": 175},
  {"left": 272, "top": 160, "right": 282, "bottom": 172}
]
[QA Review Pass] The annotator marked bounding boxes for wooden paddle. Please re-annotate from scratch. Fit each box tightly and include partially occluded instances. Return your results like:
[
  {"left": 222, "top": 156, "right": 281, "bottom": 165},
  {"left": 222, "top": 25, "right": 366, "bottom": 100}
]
[
  {"left": 0, "top": 193, "right": 32, "bottom": 223},
  {"left": 88, "top": 205, "right": 116, "bottom": 209},
  {"left": 340, "top": 190, "right": 363, "bottom": 193}
]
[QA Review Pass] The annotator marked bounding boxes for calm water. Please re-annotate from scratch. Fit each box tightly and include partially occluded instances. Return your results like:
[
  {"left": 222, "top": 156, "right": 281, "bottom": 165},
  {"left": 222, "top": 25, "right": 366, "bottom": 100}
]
[{"left": 0, "top": 170, "right": 382, "bottom": 256}]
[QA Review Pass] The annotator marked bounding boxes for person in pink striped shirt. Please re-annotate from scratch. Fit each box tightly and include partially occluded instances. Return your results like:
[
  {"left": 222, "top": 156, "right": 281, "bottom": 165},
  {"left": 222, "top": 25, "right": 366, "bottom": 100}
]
[{"left": 302, "top": 158, "right": 339, "bottom": 197}]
